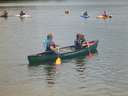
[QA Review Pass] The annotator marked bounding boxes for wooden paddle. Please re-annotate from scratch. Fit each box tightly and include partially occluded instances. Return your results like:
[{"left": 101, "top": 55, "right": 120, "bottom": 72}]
[
  {"left": 55, "top": 47, "right": 62, "bottom": 65},
  {"left": 85, "top": 38, "right": 93, "bottom": 57}
]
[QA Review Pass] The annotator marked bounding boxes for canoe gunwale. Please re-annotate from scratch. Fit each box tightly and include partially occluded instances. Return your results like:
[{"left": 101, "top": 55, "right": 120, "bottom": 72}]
[{"left": 28, "top": 40, "right": 98, "bottom": 65}]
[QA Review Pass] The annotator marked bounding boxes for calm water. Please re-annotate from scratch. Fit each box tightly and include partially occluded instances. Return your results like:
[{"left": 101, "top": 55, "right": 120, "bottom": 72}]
[{"left": 0, "top": 1, "right": 128, "bottom": 96}]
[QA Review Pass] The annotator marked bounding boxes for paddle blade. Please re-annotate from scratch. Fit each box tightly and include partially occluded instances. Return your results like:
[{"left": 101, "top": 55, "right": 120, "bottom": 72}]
[{"left": 55, "top": 57, "right": 62, "bottom": 65}]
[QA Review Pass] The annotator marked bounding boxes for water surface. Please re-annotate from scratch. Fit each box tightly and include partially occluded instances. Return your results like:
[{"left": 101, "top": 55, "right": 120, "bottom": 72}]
[{"left": 0, "top": 1, "right": 128, "bottom": 96}]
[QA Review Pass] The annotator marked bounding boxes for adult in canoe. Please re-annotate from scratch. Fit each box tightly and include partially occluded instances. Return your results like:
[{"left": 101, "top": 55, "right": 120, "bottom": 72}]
[
  {"left": 83, "top": 10, "right": 88, "bottom": 16},
  {"left": 44, "top": 33, "right": 57, "bottom": 54},
  {"left": 96, "top": 11, "right": 112, "bottom": 19},
  {"left": 102, "top": 10, "right": 107, "bottom": 17},
  {"left": 74, "top": 33, "right": 86, "bottom": 49}
]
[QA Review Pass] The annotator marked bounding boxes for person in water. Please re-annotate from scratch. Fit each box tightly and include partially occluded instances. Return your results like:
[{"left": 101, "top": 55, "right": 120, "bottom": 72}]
[
  {"left": 102, "top": 11, "right": 107, "bottom": 17},
  {"left": 1, "top": 10, "right": 8, "bottom": 17},
  {"left": 65, "top": 10, "right": 69, "bottom": 14},
  {"left": 45, "top": 33, "right": 57, "bottom": 54},
  {"left": 83, "top": 11, "right": 88, "bottom": 16},
  {"left": 20, "top": 11, "right": 26, "bottom": 16},
  {"left": 74, "top": 33, "right": 86, "bottom": 49}
]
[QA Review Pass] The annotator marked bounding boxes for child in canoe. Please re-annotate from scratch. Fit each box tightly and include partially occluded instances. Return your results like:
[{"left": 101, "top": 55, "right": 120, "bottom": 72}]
[{"left": 74, "top": 33, "right": 87, "bottom": 49}]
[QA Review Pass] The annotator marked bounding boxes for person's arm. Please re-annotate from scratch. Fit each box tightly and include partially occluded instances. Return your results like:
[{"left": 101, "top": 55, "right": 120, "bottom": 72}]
[{"left": 50, "top": 46, "right": 57, "bottom": 51}]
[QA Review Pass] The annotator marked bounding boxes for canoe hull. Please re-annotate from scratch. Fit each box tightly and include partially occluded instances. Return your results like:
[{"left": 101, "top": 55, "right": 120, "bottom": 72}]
[
  {"left": 80, "top": 15, "right": 90, "bottom": 19},
  {"left": 96, "top": 15, "right": 112, "bottom": 19},
  {"left": 28, "top": 40, "right": 98, "bottom": 65},
  {"left": 16, "top": 14, "right": 31, "bottom": 18}
]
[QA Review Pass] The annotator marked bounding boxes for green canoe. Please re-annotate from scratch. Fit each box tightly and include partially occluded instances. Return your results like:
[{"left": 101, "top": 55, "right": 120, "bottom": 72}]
[{"left": 28, "top": 40, "right": 98, "bottom": 65}]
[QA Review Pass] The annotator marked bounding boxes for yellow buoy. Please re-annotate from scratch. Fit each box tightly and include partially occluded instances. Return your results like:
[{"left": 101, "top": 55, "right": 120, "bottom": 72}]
[{"left": 55, "top": 57, "right": 61, "bottom": 65}]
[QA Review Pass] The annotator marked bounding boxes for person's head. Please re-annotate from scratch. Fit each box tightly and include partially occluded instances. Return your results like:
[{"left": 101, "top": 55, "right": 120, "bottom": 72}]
[
  {"left": 81, "top": 34, "right": 85, "bottom": 39},
  {"left": 78, "top": 33, "right": 84, "bottom": 39},
  {"left": 76, "top": 33, "right": 80, "bottom": 39},
  {"left": 21, "top": 11, "right": 23, "bottom": 13},
  {"left": 47, "top": 33, "right": 53, "bottom": 40},
  {"left": 4, "top": 10, "right": 7, "bottom": 13}
]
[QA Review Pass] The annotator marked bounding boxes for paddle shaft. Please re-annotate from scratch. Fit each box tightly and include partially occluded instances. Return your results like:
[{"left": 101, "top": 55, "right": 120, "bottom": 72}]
[
  {"left": 83, "top": 33, "right": 91, "bottom": 54},
  {"left": 55, "top": 47, "right": 62, "bottom": 64}
]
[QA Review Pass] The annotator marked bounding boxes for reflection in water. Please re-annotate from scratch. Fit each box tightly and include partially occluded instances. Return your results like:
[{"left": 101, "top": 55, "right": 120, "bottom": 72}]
[
  {"left": 1, "top": 17, "right": 8, "bottom": 20},
  {"left": 19, "top": 16, "right": 31, "bottom": 21},
  {"left": 74, "top": 51, "right": 98, "bottom": 79},
  {"left": 44, "top": 64, "right": 59, "bottom": 87},
  {"left": 73, "top": 51, "right": 98, "bottom": 89},
  {"left": 28, "top": 63, "right": 61, "bottom": 87},
  {"left": 86, "top": 50, "right": 98, "bottom": 60},
  {"left": 46, "top": 64, "right": 61, "bottom": 87},
  {"left": 75, "top": 58, "right": 86, "bottom": 72},
  {"left": 19, "top": 17, "right": 25, "bottom": 21},
  {"left": 74, "top": 56, "right": 87, "bottom": 82},
  {"left": 28, "top": 51, "right": 98, "bottom": 88}
]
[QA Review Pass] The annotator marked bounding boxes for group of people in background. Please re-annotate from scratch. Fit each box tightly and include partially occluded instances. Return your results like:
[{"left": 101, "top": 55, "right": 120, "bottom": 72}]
[
  {"left": 0, "top": 9, "right": 108, "bottom": 18},
  {"left": 82, "top": 10, "right": 109, "bottom": 17},
  {"left": 44, "top": 33, "right": 87, "bottom": 54},
  {"left": 0, "top": 10, "right": 26, "bottom": 17}
]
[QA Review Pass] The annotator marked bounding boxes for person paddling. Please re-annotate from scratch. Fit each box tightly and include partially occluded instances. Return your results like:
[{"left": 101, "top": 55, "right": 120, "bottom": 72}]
[
  {"left": 1, "top": 10, "right": 8, "bottom": 17},
  {"left": 102, "top": 11, "right": 107, "bottom": 17},
  {"left": 83, "top": 10, "right": 88, "bottom": 16},
  {"left": 74, "top": 33, "right": 86, "bottom": 49},
  {"left": 45, "top": 33, "right": 57, "bottom": 54},
  {"left": 20, "top": 11, "right": 26, "bottom": 16}
]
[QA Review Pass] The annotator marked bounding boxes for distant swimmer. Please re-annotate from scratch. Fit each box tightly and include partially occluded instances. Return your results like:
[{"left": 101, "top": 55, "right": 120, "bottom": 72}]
[
  {"left": 20, "top": 11, "right": 26, "bottom": 16},
  {"left": 102, "top": 11, "right": 107, "bottom": 17},
  {"left": 0, "top": 10, "right": 8, "bottom": 17},
  {"left": 83, "top": 10, "right": 88, "bottom": 16},
  {"left": 65, "top": 10, "right": 69, "bottom": 14}
]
